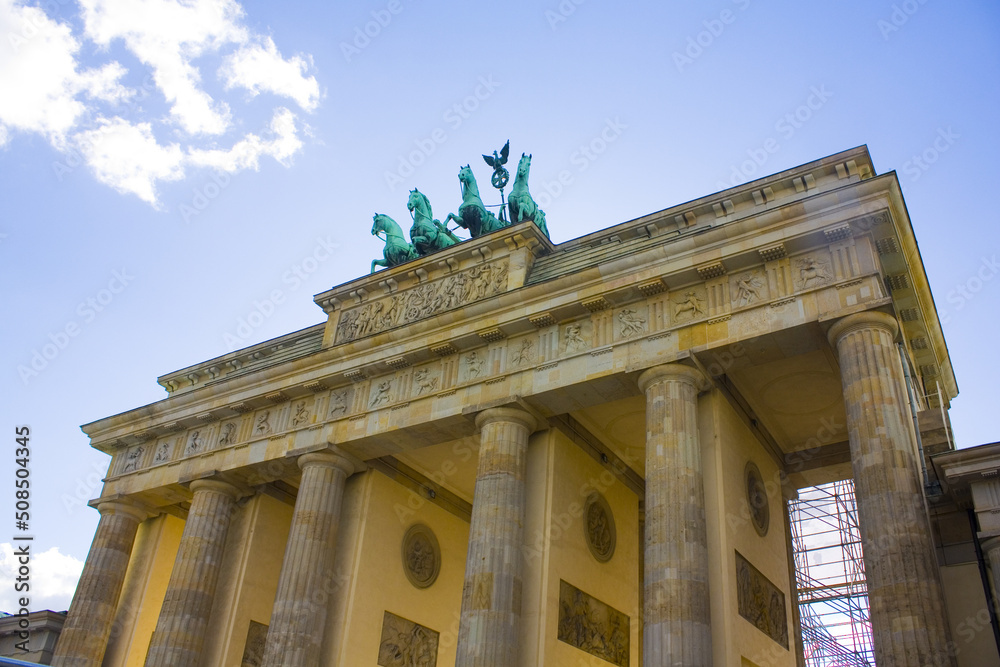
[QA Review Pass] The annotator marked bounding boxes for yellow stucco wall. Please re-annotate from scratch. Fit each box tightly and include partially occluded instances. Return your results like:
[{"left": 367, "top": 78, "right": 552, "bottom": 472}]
[
  {"left": 703, "top": 390, "right": 796, "bottom": 667},
  {"left": 205, "top": 492, "right": 294, "bottom": 666},
  {"left": 121, "top": 512, "right": 183, "bottom": 667},
  {"left": 522, "top": 428, "right": 640, "bottom": 666},
  {"left": 323, "top": 468, "right": 470, "bottom": 666}
]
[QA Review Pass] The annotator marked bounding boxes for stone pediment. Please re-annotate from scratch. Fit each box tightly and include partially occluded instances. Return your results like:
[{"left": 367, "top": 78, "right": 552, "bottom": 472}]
[{"left": 315, "top": 221, "right": 554, "bottom": 347}]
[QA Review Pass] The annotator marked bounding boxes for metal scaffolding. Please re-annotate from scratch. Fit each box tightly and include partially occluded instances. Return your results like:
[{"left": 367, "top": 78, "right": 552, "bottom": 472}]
[{"left": 789, "top": 479, "right": 875, "bottom": 666}]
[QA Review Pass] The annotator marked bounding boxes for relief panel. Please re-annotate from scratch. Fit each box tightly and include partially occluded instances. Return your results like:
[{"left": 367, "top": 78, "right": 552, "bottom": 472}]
[
  {"left": 377, "top": 611, "right": 439, "bottom": 667},
  {"left": 557, "top": 579, "right": 630, "bottom": 667},
  {"left": 335, "top": 259, "right": 509, "bottom": 344},
  {"left": 735, "top": 550, "right": 789, "bottom": 648}
]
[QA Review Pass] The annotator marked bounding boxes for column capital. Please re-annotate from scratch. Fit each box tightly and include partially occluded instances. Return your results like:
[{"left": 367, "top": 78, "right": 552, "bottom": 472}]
[
  {"left": 827, "top": 309, "right": 899, "bottom": 348},
  {"left": 297, "top": 449, "right": 358, "bottom": 475},
  {"left": 637, "top": 363, "right": 708, "bottom": 394},
  {"left": 189, "top": 478, "right": 243, "bottom": 500},
  {"left": 981, "top": 535, "right": 1000, "bottom": 555},
  {"left": 474, "top": 406, "right": 537, "bottom": 432},
  {"left": 92, "top": 497, "right": 149, "bottom": 523}
]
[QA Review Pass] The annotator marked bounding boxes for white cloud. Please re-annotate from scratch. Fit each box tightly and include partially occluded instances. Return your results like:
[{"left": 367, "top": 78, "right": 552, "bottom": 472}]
[
  {"left": 220, "top": 37, "right": 320, "bottom": 112},
  {"left": 0, "top": 543, "right": 83, "bottom": 613},
  {"left": 75, "top": 117, "right": 185, "bottom": 205},
  {"left": 78, "top": 0, "right": 247, "bottom": 135},
  {"left": 0, "top": 0, "right": 130, "bottom": 147},
  {"left": 0, "top": 0, "right": 319, "bottom": 205},
  {"left": 188, "top": 108, "right": 301, "bottom": 172}
]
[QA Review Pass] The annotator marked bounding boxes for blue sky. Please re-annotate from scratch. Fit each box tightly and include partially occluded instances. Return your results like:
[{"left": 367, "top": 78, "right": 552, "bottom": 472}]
[{"left": 1, "top": 0, "right": 998, "bottom": 611}]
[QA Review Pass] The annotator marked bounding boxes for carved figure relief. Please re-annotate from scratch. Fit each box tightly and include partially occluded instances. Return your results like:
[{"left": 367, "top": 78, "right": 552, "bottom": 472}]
[
  {"left": 377, "top": 611, "right": 439, "bottom": 667},
  {"left": 617, "top": 308, "right": 646, "bottom": 338},
  {"left": 584, "top": 493, "right": 616, "bottom": 562},
  {"left": 254, "top": 412, "right": 271, "bottom": 436},
  {"left": 733, "top": 272, "right": 764, "bottom": 307},
  {"left": 336, "top": 259, "right": 510, "bottom": 344},
  {"left": 674, "top": 291, "right": 705, "bottom": 320},
  {"left": 413, "top": 369, "right": 438, "bottom": 395},
  {"left": 736, "top": 551, "right": 788, "bottom": 648},
  {"left": 185, "top": 430, "right": 203, "bottom": 455},
  {"left": 564, "top": 323, "right": 586, "bottom": 352},
  {"left": 465, "top": 351, "right": 485, "bottom": 378},
  {"left": 557, "top": 580, "right": 629, "bottom": 667},
  {"left": 122, "top": 446, "right": 144, "bottom": 473},
  {"left": 795, "top": 256, "right": 831, "bottom": 289},
  {"left": 329, "top": 389, "right": 349, "bottom": 416},
  {"left": 154, "top": 441, "right": 171, "bottom": 463},
  {"left": 512, "top": 338, "right": 534, "bottom": 366},
  {"left": 401, "top": 524, "right": 441, "bottom": 589},
  {"left": 370, "top": 380, "right": 393, "bottom": 408},
  {"left": 240, "top": 621, "right": 268, "bottom": 667},
  {"left": 746, "top": 461, "right": 770, "bottom": 536},
  {"left": 218, "top": 422, "right": 237, "bottom": 446},
  {"left": 291, "top": 401, "right": 310, "bottom": 427}
]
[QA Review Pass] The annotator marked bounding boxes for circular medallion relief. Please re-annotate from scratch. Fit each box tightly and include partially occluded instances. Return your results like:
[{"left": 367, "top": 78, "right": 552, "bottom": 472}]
[
  {"left": 745, "top": 461, "right": 770, "bottom": 537},
  {"left": 402, "top": 524, "right": 441, "bottom": 589},
  {"left": 584, "top": 492, "right": 616, "bottom": 563}
]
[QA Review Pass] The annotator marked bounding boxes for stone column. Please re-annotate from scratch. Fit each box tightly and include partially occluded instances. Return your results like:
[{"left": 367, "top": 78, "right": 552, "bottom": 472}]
[
  {"left": 982, "top": 537, "right": 1000, "bottom": 615},
  {"left": 260, "top": 450, "right": 356, "bottom": 667},
  {"left": 144, "top": 479, "right": 242, "bottom": 667},
  {"left": 51, "top": 499, "right": 147, "bottom": 667},
  {"left": 455, "top": 407, "right": 536, "bottom": 667},
  {"left": 828, "top": 310, "right": 954, "bottom": 666},
  {"left": 637, "top": 364, "right": 712, "bottom": 666}
]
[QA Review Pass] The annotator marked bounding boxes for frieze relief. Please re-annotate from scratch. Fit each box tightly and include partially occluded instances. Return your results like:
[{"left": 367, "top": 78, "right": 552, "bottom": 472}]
[
  {"left": 335, "top": 259, "right": 510, "bottom": 344},
  {"left": 793, "top": 252, "right": 833, "bottom": 291},
  {"left": 736, "top": 551, "right": 788, "bottom": 648},
  {"left": 616, "top": 307, "right": 646, "bottom": 339},
  {"left": 377, "top": 611, "right": 439, "bottom": 667},
  {"left": 557, "top": 580, "right": 629, "bottom": 667},
  {"left": 672, "top": 287, "right": 707, "bottom": 322},
  {"left": 731, "top": 270, "right": 767, "bottom": 308}
]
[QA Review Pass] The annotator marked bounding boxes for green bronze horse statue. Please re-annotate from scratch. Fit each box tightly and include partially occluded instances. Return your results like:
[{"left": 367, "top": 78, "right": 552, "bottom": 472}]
[
  {"left": 371, "top": 213, "right": 418, "bottom": 273},
  {"left": 407, "top": 189, "right": 460, "bottom": 256},
  {"left": 443, "top": 165, "right": 508, "bottom": 238},
  {"left": 508, "top": 153, "right": 549, "bottom": 238}
]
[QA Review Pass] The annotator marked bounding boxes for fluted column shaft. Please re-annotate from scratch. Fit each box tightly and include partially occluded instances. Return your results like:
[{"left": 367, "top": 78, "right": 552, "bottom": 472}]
[
  {"left": 51, "top": 500, "right": 146, "bottom": 667},
  {"left": 638, "top": 363, "right": 712, "bottom": 666},
  {"left": 828, "top": 311, "right": 954, "bottom": 666},
  {"left": 260, "top": 451, "right": 355, "bottom": 667},
  {"left": 984, "top": 537, "right": 1000, "bottom": 616},
  {"left": 455, "top": 407, "right": 536, "bottom": 667},
  {"left": 144, "top": 479, "right": 241, "bottom": 667}
]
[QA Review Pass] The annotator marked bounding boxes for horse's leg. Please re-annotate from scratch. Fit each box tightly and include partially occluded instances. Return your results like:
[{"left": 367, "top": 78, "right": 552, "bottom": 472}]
[{"left": 371, "top": 258, "right": 387, "bottom": 273}]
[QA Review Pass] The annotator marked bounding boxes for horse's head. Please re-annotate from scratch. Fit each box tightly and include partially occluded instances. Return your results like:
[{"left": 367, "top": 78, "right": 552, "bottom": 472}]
[
  {"left": 372, "top": 213, "right": 394, "bottom": 237},
  {"left": 458, "top": 164, "right": 474, "bottom": 184},
  {"left": 517, "top": 153, "right": 532, "bottom": 177},
  {"left": 407, "top": 189, "right": 421, "bottom": 213}
]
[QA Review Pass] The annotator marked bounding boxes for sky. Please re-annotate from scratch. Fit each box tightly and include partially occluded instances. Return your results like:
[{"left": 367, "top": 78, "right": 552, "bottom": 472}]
[{"left": 1, "top": 0, "right": 998, "bottom": 613}]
